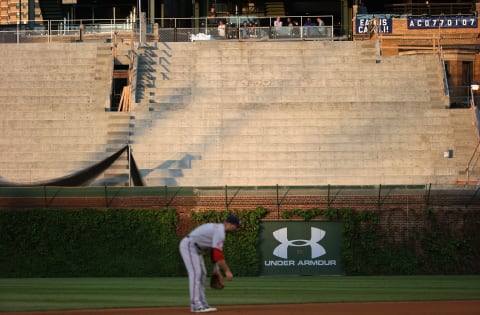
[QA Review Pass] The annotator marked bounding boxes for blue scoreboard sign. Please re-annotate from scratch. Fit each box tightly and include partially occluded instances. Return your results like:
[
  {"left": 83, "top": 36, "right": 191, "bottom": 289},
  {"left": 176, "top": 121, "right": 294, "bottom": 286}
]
[
  {"left": 356, "top": 18, "right": 392, "bottom": 34},
  {"left": 408, "top": 16, "right": 477, "bottom": 29}
]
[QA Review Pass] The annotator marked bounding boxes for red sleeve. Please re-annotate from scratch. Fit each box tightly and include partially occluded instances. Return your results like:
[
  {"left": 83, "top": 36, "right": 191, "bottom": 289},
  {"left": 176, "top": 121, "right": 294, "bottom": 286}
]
[{"left": 211, "top": 248, "right": 225, "bottom": 262}]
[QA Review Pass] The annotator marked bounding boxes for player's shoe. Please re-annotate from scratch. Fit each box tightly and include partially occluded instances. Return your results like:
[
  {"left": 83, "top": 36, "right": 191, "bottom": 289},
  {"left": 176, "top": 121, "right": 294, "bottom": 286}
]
[{"left": 191, "top": 306, "right": 217, "bottom": 313}]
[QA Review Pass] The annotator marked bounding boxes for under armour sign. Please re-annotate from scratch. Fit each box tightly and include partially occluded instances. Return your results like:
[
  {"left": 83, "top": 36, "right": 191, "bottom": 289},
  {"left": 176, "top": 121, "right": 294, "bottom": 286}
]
[
  {"left": 272, "top": 227, "right": 326, "bottom": 259},
  {"left": 260, "top": 221, "right": 343, "bottom": 276}
]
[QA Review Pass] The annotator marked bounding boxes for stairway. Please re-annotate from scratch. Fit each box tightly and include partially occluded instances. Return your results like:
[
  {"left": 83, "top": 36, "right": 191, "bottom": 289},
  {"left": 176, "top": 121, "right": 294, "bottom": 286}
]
[
  {"left": 125, "top": 40, "right": 477, "bottom": 187},
  {"left": 100, "top": 112, "right": 131, "bottom": 186},
  {"left": 1, "top": 40, "right": 477, "bottom": 187},
  {"left": 0, "top": 43, "right": 113, "bottom": 185}
]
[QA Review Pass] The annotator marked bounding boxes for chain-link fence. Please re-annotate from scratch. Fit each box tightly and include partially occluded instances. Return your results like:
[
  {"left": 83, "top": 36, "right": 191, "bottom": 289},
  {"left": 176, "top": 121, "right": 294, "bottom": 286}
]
[{"left": 0, "top": 184, "right": 479, "bottom": 212}]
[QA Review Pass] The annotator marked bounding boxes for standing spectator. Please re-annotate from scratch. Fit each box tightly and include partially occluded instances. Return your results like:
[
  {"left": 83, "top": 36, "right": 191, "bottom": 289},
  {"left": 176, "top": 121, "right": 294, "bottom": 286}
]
[
  {"left": 303, "top": 17, "right": 316, "bottom": 37},
  {"left": 217, "top": 20, "right": 226, "bottom": 39},
  {"left": 207, "top": 7, "right": 217, "bottom": 27},
  {"left": 274, "top": 16, "right": 283, "bottom": 27},
  {"left": 274, "top": 16, "right": 283, "bottom": 37},
  {"left": 241, "top": 20, "right": 250, "bottom": 38},
  {"left": 317, "top": 17, "right": 326, "bottom": 36},
  {"left": 225, "top": 10, "right": 231, "bottom": 25},
  {"left": 208, "top": 6, "right": 216, "bottom": 18},
  {"left": 286, "top": 17, "right": 294, "bottom": 36}
]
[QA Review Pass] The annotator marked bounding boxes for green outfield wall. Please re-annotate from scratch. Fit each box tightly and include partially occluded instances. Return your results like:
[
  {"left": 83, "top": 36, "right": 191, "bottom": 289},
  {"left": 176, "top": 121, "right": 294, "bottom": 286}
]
[{"left": 0, "top": 206, "right": 478, "bottom": 277}]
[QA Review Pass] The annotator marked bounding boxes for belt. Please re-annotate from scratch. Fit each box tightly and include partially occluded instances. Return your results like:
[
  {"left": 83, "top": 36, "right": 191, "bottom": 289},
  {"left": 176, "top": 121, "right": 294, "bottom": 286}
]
[{"left": 186, "top": 235, "right": 203, "bottom": 251}]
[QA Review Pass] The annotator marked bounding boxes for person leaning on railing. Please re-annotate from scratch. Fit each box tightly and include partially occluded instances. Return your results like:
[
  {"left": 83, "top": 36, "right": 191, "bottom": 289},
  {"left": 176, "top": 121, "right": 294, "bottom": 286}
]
[
  {"left": 317, "top": 17, "right": 326, "bottom": 36},
  {"left": 217, "top": 20, "right": 226, "bottom": 39},
  {"left": 241, "top": 21, "right": 250, "bottom": 38},
  {"left": 303, "top": 17, "right": 316, "bottom": 37}
]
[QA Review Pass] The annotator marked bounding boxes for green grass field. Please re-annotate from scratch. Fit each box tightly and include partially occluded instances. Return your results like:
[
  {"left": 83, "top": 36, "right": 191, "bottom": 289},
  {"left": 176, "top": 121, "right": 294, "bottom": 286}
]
[{"left": 0, "top": 276, "right": 479, "bottom": 312}]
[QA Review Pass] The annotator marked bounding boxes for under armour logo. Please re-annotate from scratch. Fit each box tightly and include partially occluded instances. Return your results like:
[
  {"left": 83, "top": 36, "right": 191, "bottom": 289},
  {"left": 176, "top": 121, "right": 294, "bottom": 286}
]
[{"left": 272, "top": 227, "right": 326, "bottom": 259}]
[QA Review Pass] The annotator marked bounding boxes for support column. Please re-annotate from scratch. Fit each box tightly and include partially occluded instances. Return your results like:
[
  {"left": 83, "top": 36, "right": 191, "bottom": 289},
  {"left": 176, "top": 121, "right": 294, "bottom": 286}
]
[{"left": 149, "top": 0, "right": 155, "bottom": 24}]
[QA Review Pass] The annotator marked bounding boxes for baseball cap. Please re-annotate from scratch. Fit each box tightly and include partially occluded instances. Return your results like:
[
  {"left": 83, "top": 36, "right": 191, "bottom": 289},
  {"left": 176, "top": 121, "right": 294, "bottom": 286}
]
[{"left": 226, "top": 215, "right": 241, "bottom": 228}]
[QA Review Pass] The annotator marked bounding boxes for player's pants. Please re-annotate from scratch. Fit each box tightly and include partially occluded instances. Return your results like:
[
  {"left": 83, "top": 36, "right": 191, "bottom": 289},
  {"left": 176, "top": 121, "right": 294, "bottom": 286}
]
[{"left": 179, "top": 236, "right": 208, "bottom": 310}]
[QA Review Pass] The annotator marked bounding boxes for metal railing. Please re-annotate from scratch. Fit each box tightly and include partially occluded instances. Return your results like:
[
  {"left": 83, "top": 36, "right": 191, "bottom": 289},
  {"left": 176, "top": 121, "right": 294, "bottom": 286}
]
[
  {"left": 449, "top": 85, "right": 471, "bottom": 108},
  {"left": 0, "top": 184, "right": 479, "bottom": 211},
  {"left": 438, "top": 45, "right": 450, "bottom": 98},
  {"left": 0, "top": 16, "right": 340, "bottom": 44},
  {"left": 464, "top": 85, "right": 480, "bottom": 183}
]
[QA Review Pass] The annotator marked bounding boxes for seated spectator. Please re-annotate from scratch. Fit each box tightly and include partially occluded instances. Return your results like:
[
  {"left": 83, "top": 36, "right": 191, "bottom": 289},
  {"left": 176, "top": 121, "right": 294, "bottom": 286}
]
[{"left": 249, "top": 22, "right": 257, "bottom": 37}]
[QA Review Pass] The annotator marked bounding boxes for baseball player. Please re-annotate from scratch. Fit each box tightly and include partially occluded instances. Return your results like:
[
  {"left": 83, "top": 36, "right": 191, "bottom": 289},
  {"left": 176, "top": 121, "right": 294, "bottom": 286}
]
[{"left": 179, "top": 215, "right": 241, "bottom": 313}]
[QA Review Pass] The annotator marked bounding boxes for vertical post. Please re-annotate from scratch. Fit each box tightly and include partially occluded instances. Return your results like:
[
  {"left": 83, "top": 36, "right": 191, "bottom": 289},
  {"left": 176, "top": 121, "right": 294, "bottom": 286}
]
[
  {"left": 104, "top": 185, "right": 108, "bottom": 208},
  {"left": 276, "top": 184, "right": 280, "bottom": 219},
  {"left": 424, "top": 183, "right": 432, "bottom": 208},
  {"left": 377, "top": 184, "right": 382, "bottom": 210},
  {"left": 16, "top": 20, "right": 19, "bottom": 44},
  {"left": 43, "top": 185, "right": 47, "bottom": 208},
  {"left": 164, "top": 185, "right": 168, "bottom": 209},
  {"left": 149, "top": 0, "right": 155, "bottom": 24},
  {"left": 128, "top": 145, "right": 132, "bottom": 187},
  {"left": 173, "top": 17, "right": 176, "bottom": 42},
  {"left": 225, "top": 185, "right": 228, "bottom": 211},
  {"left": 79, "top": 23, "right": 84, "bottom": 42},
  {"left": 340, "top": 0, "right": 343, "bottom": 36},
  {"left": 138, "top": 0, "right": 142, "bottom": 46},
  {"left": 406, "top": 194, "right": 409, "bottom": 234},
  {"left": 161, "top": 2, "right": 165, "bottom": 28},
  {"left": 327, "top": 184, "right": 331, "bottom": 208},
  {"left": 471, "top": 81, "right": 479, "bottom": 108}
]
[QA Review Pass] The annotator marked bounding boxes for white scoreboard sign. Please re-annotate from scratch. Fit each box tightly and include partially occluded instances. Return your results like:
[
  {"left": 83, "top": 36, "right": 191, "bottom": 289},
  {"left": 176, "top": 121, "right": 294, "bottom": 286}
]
[{"left": 408, "top": 16, "right": 477, "bottom": 29}]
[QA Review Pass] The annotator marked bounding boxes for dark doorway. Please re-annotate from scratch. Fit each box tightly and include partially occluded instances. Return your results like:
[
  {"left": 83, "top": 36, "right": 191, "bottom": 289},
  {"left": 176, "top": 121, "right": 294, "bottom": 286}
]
[{"left": 112, "top": 64, "right": 129, "bottom": 111}]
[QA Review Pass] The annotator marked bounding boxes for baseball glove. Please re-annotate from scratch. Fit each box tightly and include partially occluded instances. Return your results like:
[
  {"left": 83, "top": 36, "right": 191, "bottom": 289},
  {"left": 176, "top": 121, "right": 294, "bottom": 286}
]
[{"left": 210, "top": 270, "right": 224, "bottom": 290}]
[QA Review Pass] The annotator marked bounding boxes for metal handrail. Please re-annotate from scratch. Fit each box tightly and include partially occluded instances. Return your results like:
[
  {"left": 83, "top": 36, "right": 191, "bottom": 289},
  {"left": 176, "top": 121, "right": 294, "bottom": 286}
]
[
  {"left": 438, "top": 43, "right": 449, "bottom": 97},
  {"left": 464, "top": 92, "right": 480, "bottom": 183},
  {"left": 465, "top": 140, "right": 480, "bottom": 183},
  {"left": 0, "top": 16, "right": 338, "bottom": 44}
]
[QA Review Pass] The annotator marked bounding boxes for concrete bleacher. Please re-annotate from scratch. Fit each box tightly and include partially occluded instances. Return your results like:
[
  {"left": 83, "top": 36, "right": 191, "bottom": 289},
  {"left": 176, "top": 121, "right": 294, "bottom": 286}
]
[
  {"left": 129, "top": 40, "right": 478, "bottom": 186},
  {"left": 0, "top": 40, "right": 478, "bottom": 187},
  {"left": 0, "top": 42, "right": 125, "bottom": 185}
]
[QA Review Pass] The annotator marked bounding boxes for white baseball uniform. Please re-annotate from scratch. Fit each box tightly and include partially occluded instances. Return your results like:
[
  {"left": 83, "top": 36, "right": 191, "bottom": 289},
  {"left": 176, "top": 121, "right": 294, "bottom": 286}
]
[{"left": 179, "top": 223, "right": 225, "bottom": 311}]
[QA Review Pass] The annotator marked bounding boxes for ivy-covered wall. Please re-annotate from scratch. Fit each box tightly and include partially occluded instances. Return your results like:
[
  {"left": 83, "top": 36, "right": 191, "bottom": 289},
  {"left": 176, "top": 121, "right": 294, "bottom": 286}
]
[
  {"left": 0, "top": 207, "right": 478, "bottom": 277},
  {"left": 0, "top": 209, "right": 182, "bottom": 277},
  {"left": 282, "top": 207, "right": 480, "bottom": 275}
]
